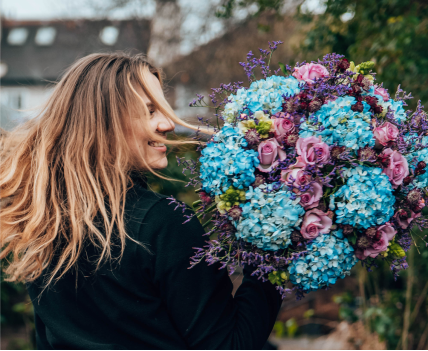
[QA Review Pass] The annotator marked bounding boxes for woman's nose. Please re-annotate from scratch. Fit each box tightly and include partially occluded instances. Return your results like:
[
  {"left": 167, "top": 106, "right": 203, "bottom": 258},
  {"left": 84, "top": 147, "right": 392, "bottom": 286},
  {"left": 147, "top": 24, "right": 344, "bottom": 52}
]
[{"left": 157, "top": 114, "right": 175, "bottom": 133}]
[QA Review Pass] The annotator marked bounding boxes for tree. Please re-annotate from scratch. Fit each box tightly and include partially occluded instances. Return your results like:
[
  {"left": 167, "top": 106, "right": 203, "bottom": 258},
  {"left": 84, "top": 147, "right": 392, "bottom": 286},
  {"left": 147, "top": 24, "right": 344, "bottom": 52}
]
[{"left": 297, "top": 0, "right": 428, "bottom": 109}]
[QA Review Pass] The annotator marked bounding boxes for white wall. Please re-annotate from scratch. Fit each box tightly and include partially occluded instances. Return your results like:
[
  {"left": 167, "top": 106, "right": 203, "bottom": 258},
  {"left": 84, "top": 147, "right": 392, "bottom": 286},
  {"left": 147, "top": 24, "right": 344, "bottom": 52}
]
[{"left": 1, "top": 86, "right": 54, "bottom": 110}]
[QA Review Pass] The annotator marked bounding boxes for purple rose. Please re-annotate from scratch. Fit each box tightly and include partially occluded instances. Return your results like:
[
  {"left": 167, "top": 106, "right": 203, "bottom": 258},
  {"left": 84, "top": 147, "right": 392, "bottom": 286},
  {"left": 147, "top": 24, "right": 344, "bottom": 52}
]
[
  {"left": 381, "top": 148, "right": 409, "bottom": 189},
  {"left": 296, "top": 136, "right": 330, "bottom": 166},
  {"left": 300, "top": 209, "right": 332, "bottom": 240},
  {"left": 292, "top": 63, "right": 329, "bottom": 84},
  {"left": 299, "top": 182, "right": 323, "bottom": 210},
  {"left": 374, "top": 86, "right": 390, "bottom": 102},
  {"left": 257, "top": 138, "right": 286, "bottom": 173},
  {"left": 271, "top": 112, "right": 294, "bottom": 143}
]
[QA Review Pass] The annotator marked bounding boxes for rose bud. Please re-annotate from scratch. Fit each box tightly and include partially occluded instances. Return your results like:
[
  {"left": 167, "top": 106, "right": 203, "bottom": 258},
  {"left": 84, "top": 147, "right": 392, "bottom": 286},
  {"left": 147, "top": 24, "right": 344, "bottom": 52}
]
[
  {"left": 351, "top": 102, "right": 364, "bottom": 112},
  {"left": 364, "top": 96, "right": 378, "bottom": 107},
  {"left": 337, "top": 58, "right": 350, "bottom": 71},
  {"left": 355, "top": 74, "right": 365, "bottom": 85},
  {"left": 417, "top": 161, "right": 427, "bottom": 170},
  {"left": 415, "top": 168, "right": 427, "bottom": 176},
  {"left": 373, "top": 105, "right": 383, "bottom": 114},
  {"left": 299, "top": 101, "right": 309, "bottom": 111},
  {"left": 403, "top": 176, "right": 412, "bottom": 186}
]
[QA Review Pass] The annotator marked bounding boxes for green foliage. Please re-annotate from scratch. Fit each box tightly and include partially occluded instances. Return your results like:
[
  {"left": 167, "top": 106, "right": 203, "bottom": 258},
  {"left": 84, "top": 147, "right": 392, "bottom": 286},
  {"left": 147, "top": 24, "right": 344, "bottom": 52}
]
[
  {"left": 297, "top": 0, "right": 428, "bottom": 108},
  {"left": 268, "top": 270, "right": 288, "bottom": 285}
]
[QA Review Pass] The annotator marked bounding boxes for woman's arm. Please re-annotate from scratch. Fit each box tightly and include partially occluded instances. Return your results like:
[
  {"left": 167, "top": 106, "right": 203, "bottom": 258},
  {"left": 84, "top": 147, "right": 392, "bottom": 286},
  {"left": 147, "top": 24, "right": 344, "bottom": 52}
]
[{"left": 140, "top": 198, "right": 282, "bottom": 349}]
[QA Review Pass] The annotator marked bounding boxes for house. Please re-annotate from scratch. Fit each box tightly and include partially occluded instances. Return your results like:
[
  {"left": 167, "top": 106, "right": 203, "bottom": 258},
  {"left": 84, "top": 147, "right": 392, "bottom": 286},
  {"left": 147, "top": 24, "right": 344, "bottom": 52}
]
[{"left": 1, "top": 19, "right": 151, "bottom": 130}]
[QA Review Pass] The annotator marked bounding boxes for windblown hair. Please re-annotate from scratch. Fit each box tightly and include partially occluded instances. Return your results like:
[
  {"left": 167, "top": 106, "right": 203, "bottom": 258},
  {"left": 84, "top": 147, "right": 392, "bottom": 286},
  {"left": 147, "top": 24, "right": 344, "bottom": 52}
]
[{"left": 0, "top": 52, "right": 205, "bottom": 288}]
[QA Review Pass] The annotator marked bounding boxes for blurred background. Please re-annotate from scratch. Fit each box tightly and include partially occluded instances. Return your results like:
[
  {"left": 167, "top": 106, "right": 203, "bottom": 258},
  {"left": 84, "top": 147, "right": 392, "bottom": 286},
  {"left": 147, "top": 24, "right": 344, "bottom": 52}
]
[{"left": 1, "top": 0, "right": 428, "bottom": 349}]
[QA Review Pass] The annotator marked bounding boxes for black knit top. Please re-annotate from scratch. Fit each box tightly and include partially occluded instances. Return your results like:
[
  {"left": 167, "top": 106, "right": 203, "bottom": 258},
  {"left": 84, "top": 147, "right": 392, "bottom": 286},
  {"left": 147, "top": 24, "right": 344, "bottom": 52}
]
[{"left": 26, "top": 175, "right": 282, "bottom": 349}]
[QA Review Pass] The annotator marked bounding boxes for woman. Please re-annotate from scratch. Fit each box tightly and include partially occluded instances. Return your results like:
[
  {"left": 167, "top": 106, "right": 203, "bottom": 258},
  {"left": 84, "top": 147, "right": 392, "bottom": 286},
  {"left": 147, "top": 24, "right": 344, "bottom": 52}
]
[{"left": 0, "top": 53, "right": 282, "bottom": 349}]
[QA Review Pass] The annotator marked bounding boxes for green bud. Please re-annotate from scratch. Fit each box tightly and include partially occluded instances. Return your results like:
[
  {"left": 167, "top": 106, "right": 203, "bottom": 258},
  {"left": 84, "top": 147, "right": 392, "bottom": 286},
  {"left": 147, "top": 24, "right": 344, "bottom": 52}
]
[{"left": 389, "top": 242, "right": 406, "bottom": 258}]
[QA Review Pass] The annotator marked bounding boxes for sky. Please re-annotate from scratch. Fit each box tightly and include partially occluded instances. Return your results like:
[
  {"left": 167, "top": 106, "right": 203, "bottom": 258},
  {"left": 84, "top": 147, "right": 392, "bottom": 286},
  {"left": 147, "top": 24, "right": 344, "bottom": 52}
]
[
  {"left": 2, "top": 0, "right": 156, "bottom": 20},
  {"left": 2, "top": 0, "right": 324, "bottom": 20}
]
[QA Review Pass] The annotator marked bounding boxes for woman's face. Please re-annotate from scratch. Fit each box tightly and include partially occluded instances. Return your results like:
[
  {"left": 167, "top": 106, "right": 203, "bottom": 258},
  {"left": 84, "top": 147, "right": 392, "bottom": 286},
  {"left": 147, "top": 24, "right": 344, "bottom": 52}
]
[{"left": 125, "top": 73, "right": 175, "bottom": 169}]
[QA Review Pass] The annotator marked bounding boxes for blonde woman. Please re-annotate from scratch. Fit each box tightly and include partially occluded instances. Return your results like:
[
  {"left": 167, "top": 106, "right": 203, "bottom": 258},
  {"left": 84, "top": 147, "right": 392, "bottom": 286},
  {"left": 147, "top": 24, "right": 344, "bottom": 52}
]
[{"left": 0, "top": 53, "right": 282, "bottom": 349}]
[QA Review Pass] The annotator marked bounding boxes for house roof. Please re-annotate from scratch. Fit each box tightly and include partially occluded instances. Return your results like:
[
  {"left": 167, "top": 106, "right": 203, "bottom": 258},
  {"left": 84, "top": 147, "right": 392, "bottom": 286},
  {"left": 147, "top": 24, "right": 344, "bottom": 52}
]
[{"left": 1, "top": 19, "right": 151, "bottom": 85}]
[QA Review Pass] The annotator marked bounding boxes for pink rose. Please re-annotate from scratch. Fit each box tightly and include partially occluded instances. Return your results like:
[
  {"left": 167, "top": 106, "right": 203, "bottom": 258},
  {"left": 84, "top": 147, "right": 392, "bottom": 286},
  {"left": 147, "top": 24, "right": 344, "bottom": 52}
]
[
  {"left": 299, "top": 182, "right": 323, "bottom": 209},
  {"left": 394, "top": 210, "right": 421, "bottom": 230},
  {"left": 381, "top": 148, "right": 409, "bottom": 189},
  {"left": 374, "top": 86, "right": 390, "bottom": 102},
  {"left": 300, "top": 209, "right": 332, "bottom": 240},
  {"left": 257, "top": 138, "right": 287, "bottom": 173},
  {"left": 280, "top": 156, "right": 311, "bottom": 187},
  {"left": 356, "top": 223, "right": 397, "bottom": 260},
  {"left": 271, "top": 112, "right": 294, "bottom": 143},
  {"left": 296, "top": 136, "right": 330, "bottom": 165},
  {"left": 373, "top": 122, "right": 399, "bottom": 146},
  {"left": 292, "top": 63, "right": 329, "bottom": 84}
]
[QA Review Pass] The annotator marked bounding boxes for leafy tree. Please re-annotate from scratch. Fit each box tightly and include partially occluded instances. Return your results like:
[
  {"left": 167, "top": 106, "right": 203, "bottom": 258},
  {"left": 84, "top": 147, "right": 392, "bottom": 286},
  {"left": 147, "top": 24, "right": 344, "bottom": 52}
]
[{"left": 297, "top": 0, "right": 428, "bottom": 109}]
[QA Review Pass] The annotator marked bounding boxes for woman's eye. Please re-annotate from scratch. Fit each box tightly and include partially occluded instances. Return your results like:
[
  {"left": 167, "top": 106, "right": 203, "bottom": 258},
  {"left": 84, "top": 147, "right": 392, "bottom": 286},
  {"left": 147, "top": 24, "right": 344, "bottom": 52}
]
[{"left": 150, "top": 109, "right": 156, "bottom": 116}]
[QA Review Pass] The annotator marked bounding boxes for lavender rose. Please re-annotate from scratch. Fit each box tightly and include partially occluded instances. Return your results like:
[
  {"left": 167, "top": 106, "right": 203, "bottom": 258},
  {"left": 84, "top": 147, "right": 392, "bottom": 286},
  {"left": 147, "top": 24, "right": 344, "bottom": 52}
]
[
  {"left": 381, "top": 148, "right": 409, "bottom": 189},
  {"left": 292, "top": 63, "right": 329, "bottom": 84},
  {"left": 280, "top": 157, "right": 310, "bottom": 188},
  {"left": 373, "top": 122, "right": 399, "bottom": 146},
  {"left": 296, "top": 136, "right": 330, "bottom": 166},
  {"left": 374, "top": 86, "right": 390, "bottom": 102},
  {"left": 394, "top": 210, "right": 421, "bottom": 230},
  {"left": 299, "top": 182, "right": 323, "bottom": 209},
  {"left": 300, "top": 208, "right": 332, "bottom": 240},
  {"left": 271, "top": 112, "right": 295, "bottom": 143},
  {"left": 355, "top": 223, "right": 396, "bottom": 259},
  {"left": 257, "top": 138, "right": 286, "bottom": 173}
]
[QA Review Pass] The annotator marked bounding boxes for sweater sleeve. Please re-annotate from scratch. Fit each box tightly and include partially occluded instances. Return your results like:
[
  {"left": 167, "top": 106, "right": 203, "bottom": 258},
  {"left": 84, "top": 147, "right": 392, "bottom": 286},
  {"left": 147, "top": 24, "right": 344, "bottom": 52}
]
[{"left": 140, "top": 198, "right": 282, "bottom": 350}]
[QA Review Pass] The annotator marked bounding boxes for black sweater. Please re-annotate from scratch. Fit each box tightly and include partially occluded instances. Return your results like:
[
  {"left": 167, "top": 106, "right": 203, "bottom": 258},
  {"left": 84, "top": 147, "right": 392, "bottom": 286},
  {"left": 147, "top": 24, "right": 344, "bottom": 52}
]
[{"left": 27, "top": 176, "right": 282, "bottom": 349}]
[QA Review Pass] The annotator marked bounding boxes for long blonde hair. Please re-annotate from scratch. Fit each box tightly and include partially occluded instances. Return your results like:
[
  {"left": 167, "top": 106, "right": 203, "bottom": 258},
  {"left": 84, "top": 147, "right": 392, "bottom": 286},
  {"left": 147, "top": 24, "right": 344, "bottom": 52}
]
[{"left": 0, "top": 52, "right": 205, "bottom": 288}]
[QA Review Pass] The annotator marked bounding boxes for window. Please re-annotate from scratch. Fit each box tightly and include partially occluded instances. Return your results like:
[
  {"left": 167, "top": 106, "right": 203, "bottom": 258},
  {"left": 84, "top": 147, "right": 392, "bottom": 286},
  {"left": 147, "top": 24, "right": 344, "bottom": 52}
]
[
  {"left": 100, "top": 26, "right": 119, "bottom": 46},
  {"left": 0, "top": 62, "right": 8, "bottom": 78},
  {"left": 7, "top": 28, "right": 28, "bottom": 45},
  {"left": 35, "top": 27, "right": 56, "bottom": 46}
]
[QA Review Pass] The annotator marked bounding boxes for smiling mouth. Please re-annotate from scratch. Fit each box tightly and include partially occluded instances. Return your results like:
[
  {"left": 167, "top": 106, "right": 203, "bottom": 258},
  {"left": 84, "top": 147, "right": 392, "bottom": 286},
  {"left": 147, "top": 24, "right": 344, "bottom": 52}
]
[{"left": 148, "top": 141, "right": 166, "bottom": 147}]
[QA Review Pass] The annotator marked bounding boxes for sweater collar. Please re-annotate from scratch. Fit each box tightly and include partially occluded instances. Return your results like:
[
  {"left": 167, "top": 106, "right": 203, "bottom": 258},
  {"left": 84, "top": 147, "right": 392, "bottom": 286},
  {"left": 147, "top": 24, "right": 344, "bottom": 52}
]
[{"left": 129, "top": 170, "right": 148, "bottom": 189}]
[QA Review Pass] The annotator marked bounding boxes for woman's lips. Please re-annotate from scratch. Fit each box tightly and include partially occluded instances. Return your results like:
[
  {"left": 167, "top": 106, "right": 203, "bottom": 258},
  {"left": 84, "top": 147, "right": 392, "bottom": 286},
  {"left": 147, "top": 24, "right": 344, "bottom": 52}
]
[{"left": 148, "top": 141, "right": 167, "bottom": 152}]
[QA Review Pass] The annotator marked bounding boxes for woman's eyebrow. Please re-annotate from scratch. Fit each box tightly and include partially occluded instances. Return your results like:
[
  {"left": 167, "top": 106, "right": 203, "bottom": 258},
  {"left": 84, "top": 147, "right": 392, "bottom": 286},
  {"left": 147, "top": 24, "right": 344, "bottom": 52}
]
[{"left": 146, "top": 102, "right": 155, "bottom": 109}]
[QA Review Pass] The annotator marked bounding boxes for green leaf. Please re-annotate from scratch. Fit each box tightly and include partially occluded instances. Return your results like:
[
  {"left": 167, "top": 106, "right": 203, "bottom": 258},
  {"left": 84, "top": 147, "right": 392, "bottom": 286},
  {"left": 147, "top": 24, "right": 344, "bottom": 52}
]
[{"left": 278, "top": 62, "right": 287, "bottom": 75}]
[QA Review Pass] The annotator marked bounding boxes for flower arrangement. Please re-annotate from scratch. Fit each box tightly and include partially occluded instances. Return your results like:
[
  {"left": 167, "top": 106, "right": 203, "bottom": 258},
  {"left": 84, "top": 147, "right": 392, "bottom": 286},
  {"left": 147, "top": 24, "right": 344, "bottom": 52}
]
[{"left": 171, "top": 42, "right": 428, "bottom": 298}]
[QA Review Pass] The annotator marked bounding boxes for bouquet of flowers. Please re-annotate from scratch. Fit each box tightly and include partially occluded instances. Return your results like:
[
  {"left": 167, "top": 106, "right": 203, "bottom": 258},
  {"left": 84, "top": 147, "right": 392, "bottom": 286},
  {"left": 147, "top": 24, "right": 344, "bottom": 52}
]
[{"left": 172, "top": 41, "right": 428, "bottom": 298}]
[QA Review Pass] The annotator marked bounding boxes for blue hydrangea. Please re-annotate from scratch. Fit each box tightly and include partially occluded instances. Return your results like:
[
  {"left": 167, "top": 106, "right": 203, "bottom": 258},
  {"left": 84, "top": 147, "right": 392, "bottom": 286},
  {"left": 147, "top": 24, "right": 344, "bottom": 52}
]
[
  {"left": 364, "top": 88, "right": 407, "bottom": 122},
  {"left": 222, "top": 75, "right": 300, "bottom": 122},
  {"left": 299, "top": 96, "right": 375, "bottom": 150},
  {"left": 288, "top": 230, "right": 358, "bottom": 292},
  {"left": 329, "top": 166, "right": 395, "bottom": 228},
  {"left": 234, "top": 184, "right": 305, "bottom": 251},
  {"left": 199, "top": 125, "right": 259, "bottom": 195}
]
